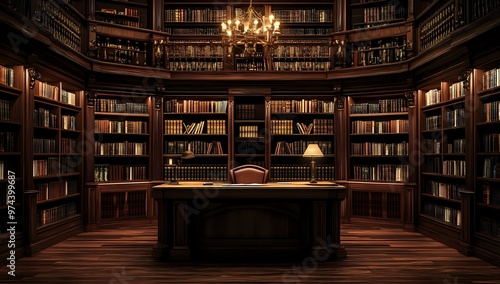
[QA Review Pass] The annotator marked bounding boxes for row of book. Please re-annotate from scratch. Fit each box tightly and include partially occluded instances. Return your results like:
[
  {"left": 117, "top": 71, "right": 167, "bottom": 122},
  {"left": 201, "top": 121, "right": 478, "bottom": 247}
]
[
  {"left": 449, "top": 81, "right": 466, "bottom": 100},
  {"left": 274, "top": 140, "right": 332, "bottom": 155},
  {"left": 0, "top": 160, "right": 3, "bottom": 179},
  {"left": 359, "top": 5, "right": 401, "bottom": 24},
  {"left": 423, "top": 203, "right": 461, "bottom": 226},
  {"left": 0, "top": 65, "right": 14, "bottom": 87},
  {"left": 96, "top": 18, "right": 140, "bottom": 28},
  {"left": 96, "top": 43, "right": 147, "bottom": 65},
  {"left": 0, "top": 132, "right": 15, "bottom": 152},
  {"left": 478, "top": 217, "right": 500, "bottom": 238},
  {"left": 424, "top": 89, "right": 441, "bottom": 106},
  {"left": 164, "top": 99, "right": 228, "bottom": 113},
  {"left": 95, "top": 120, "right": 148, "bottom": 134},
  {"left": 36, "top": 180, "right": 78, "bottom": 202},
  {"left": 280, "top": 28, "right": 333, "bottom": 35},
  {"left": 445, "top": 108, "right": 465, "bottom": 128},
  {"left": 419, "top": 4, "right": 456, "bottom": 51},
  {"left": 34, "top": 108, "right": 57, "bottom": 128},
  {"left": 34, "top": 81, "right": 77, "bottom": 106},
  {"left": 95, "top": 99, "right": 148, "bottom": 114},
  {"left": 0, "top": 99, "right": 10, "bottom": 120},
  {"left": 448, "top": 139, "right": 466, "bottom": 154},
  {"left": 236, "top": 61, "right": 266, "bottom": 72},
  {"left": 483, "top": 157, "right": 500, "bottom": 178},
  {"left": 167, "top": 61, "right": 224, "bottom": 72},
  {"left": 473, "top": 0, "right": 500, "bottom": 21},
  {"left": 353, "top": 164, "right": 409, "bottom": 181},
  {"left": 101, "top": 191, "right": 146, "bottom": 220},
  {"left": 424, "top": 181, "right": 464, "bottom": 200},
  {"left": 272, "top": 45, "right": 331, "bottom": 58},
  {"left": 350, "top": 98, "right": 408, "bottom": 114},
  {"left": 164, "top": 164, "right": 228, "bottom": 181},
  {"left": 270, "top": 99, "right": 334, "bottom": 114},
  {"left": 165, "top": 140, "right": 223, "bottom": 155},
  {"left": 271, "top": 120, "right": 294, "bottom": 134},
  {"left": 272, "top": 61, "right": 331, "bottom": 72},
  {"left": 95, "top": 142, "right": 147, "bottom": 156},
  {"left": 167, "top": 44, "right": 224, "bottom": 58},
  {"left": 425, "top": 114, "right": 441, "bottom": 130},
  {"left": 351, "top": 119, "right": 408, "bottom": 134},
  {"left": 271, "top": 9, "right": 333, "bottom": 23},
  {"left": 482, "top": 184, "right": 500, "bottom": 205},
  {"left": 34, "top": 138, "right": 56, "bottom": 153},
  {"left": 39, "top": 0, "right": 81, "bottom": 52},
  {"left": 33, "top": 156, "right": 80, "bottom": 177},
  {"left": 37, "top": 202, "right": 77, "bottom": 227},
  {"left": 484, "top": 101, "right": 500, "bottom": 122},
  {"left": 236, "top": 104, "right": 258, "bottom": 119},
  {"left": 483, "top": 67, "right": 500, "bottom": 91},
  {"left": 164, "top": 28, "right": 220, "bottom": 35},
  {"left": 422, "top": 139, "right": 442, "bottom": 154},
  {"left": 483, "top": 134, "right": 500, "bottom": 152},
  {"left": 352, "top": 40, "right": 407, "bottom": 66},
  {"left": 270, "top": 164, "right": 334, "bottom": 181},
  {"left": 442, "top": 159, "right": 467, "bottom": 176},
  {"left": 351, "top": 141, "right": 408, "bottom": 156},
  {"left": 62, "top": 115, "right": 76, "bottom": 130},
  {"left": 239, "top": 125, "right": 260, "bottom": 138},
  {"left": 62, "top": 138, "right": 78, "bottom": 154},
  {"left": 164, "top": 9, "right": 227, "bottom": 23},
  {"left": 94, "top": 164, "right": 147, "bottom": 182}
]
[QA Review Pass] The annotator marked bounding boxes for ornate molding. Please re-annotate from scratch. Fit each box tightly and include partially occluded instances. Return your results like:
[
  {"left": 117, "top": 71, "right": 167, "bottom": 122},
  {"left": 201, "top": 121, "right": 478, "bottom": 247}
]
[
  {"left": 405, "top": 91, "right": 416, "bottom": 107},
  {"left": 458, "top": 69, "right": 472, "bottom": 90},
  {"left": 85, "top": 91, "right": 97, "bottom": 107},
  {"left": 336, "top": 96, "right": 345, "bottom": 110},
  {"left": 27, "top": 68, "right": 41, "bottom": 89},
  {"left": 155, "top": 96, "right": 163, "bottom": 110}
]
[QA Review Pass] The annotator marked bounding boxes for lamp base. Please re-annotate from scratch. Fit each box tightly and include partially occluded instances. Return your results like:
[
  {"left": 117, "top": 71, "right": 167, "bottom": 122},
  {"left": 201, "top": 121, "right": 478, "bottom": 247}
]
[
  {"left": 169, "top": 180, "right": 179, "bottom": 185},
  {"left": 309, "top": 180, "right": 318, "bottom": 184}
]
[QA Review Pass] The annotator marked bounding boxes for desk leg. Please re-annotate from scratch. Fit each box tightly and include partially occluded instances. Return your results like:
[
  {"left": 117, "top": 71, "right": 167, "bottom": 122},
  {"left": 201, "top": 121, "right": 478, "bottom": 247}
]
[
  {"left": 310, "top": 200, "right": 347, "bottom": 260},
  {"left": 152, "top": 199, "right": 169, "bottom": 259}
]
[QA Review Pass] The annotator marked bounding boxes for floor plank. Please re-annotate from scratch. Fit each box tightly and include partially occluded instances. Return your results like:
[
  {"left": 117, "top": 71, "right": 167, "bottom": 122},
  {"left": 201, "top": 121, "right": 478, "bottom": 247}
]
[{"left": 1, "top": 220, "right": 500, "bottom": 284}]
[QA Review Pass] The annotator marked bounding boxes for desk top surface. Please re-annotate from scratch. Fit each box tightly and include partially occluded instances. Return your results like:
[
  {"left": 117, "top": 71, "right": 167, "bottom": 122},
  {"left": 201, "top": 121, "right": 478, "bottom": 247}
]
[{"left": 152, "top": 181, "right": 346, "bottom": 199}]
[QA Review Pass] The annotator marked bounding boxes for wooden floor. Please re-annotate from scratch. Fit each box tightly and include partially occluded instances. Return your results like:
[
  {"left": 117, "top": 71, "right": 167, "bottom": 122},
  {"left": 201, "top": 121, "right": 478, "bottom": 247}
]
[{"left": 1, "top": 220, "right": 500, "bottom": 284}]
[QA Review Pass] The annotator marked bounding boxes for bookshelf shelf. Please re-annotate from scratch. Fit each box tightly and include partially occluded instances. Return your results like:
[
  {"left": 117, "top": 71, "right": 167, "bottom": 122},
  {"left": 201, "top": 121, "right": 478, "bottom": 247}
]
[
  {"left": 36, "top": 193, "right": 81, "bottom": 205},
  {"left": 478, "top": 203, "right": 500, "bottom": 210},
  {"left": 419, "top": 213, "right": 462, "bottom": 229},
  {"left": 421, "top": 173, "right": 466, "bottom": 179},
  {"left": 351, "top": 0, "right": 390, "bottom": 8},
  {"left": 349, "top": 112, "right": 408, "bottom": 117},
  {"left": 94, "top": 112, "right": 149, "bottom": 117},
  {"left": 421, "top": 193, "right": 461, "bottom": 204},
  {"left": 33, "top": 173, "right": 81, "bottom": 180},
  {"left": 36, "top": 213, "right": 82, "bottom": 230}
]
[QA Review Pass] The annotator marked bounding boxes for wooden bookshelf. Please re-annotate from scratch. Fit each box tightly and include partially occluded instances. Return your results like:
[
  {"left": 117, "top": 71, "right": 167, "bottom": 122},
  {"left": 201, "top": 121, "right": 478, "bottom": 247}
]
[
  {"left": 347, "top": 93, "right": 415, "bottom": 225},
  {"left": 348, "top": 0, "right": 408, "bottom": 30},
  {"left": 94, "top": 0, "right": 150, "bottom": 29}
]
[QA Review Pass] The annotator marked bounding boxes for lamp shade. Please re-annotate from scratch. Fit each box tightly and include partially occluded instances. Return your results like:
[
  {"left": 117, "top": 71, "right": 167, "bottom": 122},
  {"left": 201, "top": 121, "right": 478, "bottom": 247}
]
[
  {"left": 181, "top": 150, "right": 195, "bottom": 159},
  {"left": 303, "top": 144, "right": 324, "bottom": 157}
]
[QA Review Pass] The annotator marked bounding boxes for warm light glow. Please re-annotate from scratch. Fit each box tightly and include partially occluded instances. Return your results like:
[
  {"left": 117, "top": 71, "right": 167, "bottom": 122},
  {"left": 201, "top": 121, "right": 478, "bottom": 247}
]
[
  {"left": 220, "top": 0, "right": 280, "bottom": 59},
  {"left": 303, "top": 144, "right": 324, "bottom": 157}
]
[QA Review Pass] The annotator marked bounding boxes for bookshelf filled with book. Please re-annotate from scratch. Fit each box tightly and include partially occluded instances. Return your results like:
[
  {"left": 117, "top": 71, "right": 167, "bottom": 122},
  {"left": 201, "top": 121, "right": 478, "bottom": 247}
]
[
  {"left": 269, "top": 97, "right": 335, "bottom": 181},
  {"left": 94, "top": 0, "right": 150, "bottom": 29},
  {"left": 417, "top": 70, "right": 475, "bottom": 252},
  {"left": 24, "top": 68, "right": 84, "bottom": 254},
  {"left": 0, "top": 65, "right": 23, "bottom": 239},
  {"left": 163, "top": 3, "right": 227, "bottom": 35},
  {"left": 347, "top": 93, "right": 415, "bottom": 224},
  {"left": 85, "top": 93, "right": 153, "bottom": 225},
  {"left": 348, "top": 0, "right": 408, "bottom": 30},
  {"left": 163, "top": 97, "right": 230, "bottom": 182},
  {"left": 231, "top": 93, "right": 268, "bottom": 169},
  {"left": 473, "top": 64, "right": 500, "bottom": 262}
]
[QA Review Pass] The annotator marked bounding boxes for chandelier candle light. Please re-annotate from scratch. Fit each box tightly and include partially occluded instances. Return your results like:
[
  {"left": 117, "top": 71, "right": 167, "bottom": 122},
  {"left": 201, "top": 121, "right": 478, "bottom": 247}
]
[{"left": 221, "top": 0, "right": 280, "bottom": 58}]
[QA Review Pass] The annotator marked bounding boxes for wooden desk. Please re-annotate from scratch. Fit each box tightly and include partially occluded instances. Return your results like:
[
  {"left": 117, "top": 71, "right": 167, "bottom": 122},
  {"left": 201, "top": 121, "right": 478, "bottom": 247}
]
[{"left": 151, "top": 181, "right": 347, "bottom": 261}]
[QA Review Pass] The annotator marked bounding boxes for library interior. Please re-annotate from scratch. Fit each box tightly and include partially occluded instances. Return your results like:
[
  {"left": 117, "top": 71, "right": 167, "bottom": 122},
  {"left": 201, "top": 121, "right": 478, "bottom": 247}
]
[{"left": 1, "top": 0, "right": 500, "bottom": 283}]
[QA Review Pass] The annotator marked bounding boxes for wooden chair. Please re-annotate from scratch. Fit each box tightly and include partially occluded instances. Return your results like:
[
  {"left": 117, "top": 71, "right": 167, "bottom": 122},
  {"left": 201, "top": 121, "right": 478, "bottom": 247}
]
[{"left": 229, "top": 164, "right": 269, "bottom": 184}]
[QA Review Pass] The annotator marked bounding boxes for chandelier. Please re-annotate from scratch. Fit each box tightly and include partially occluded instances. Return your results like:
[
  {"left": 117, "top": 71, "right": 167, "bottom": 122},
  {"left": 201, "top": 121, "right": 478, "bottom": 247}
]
[{"left": 221, "top": 0, "right": 280, "bottom": 58}]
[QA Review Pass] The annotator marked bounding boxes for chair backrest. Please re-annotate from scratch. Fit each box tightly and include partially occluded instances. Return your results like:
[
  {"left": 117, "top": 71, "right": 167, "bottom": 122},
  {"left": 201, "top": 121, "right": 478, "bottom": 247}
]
[{"left": 229, "top": 164, "right": 269, "bottom": 184}]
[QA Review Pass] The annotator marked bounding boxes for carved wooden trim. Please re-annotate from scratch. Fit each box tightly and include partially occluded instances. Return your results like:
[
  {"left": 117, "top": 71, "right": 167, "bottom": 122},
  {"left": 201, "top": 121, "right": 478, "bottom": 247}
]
[
  {"left": 405, "top": 91, "right": 416, "bottom": 107},
  {"left": 336, "top": 96, "right": 345, "bottom": 110},
  {"left": 156, "top": 86, "right": 166, "bottom": 93},
  {"left": 27, "top": 68, "right": 41, "bottom": 89},
  {"left": 85, "top": 91, "right": 97, "bottom": 107},
  {"left": 458, "top": 69, "right": 472, "bottom": 90},
  {"left": 155, "top": 96, "right": 163, "bottom": 110}
]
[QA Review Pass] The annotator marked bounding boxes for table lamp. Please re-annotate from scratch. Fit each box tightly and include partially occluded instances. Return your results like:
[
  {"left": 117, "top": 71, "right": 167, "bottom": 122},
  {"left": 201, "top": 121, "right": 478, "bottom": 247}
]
[
  {"left": 169, "top": 150, "right": 195, "bottom": 185},
  {"left": 303, "top": 144, "right": 324, "bottom": 183}
]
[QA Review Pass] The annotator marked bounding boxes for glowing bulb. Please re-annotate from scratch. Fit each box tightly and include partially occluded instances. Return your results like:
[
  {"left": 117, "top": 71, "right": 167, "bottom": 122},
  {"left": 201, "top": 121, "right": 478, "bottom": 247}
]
[
  {"left": 254, "top": 19, "right": 258, "bottom": 25},
  {"left": 235, "top": 20, "right": 240, "bottom": 26}
]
